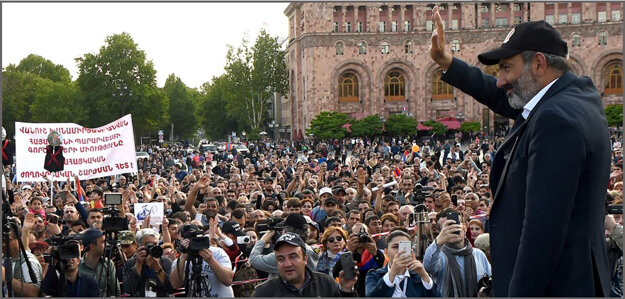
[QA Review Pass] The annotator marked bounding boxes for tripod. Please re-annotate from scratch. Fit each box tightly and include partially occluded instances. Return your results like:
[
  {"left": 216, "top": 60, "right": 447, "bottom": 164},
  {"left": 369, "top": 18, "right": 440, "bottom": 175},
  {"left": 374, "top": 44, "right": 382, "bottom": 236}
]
[
  {"left": 183, "top": 253, "right": 211, "bottom": 297},
  {"left": 414, "top": 204, "right": 434, "bottom": 261}
]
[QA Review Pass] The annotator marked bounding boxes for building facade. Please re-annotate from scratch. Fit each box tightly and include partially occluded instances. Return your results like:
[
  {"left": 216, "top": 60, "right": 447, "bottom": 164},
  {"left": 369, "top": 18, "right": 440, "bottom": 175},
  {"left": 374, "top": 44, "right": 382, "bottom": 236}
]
[{"left": 284, "top": 2, "right": 623, "bottom": 138}]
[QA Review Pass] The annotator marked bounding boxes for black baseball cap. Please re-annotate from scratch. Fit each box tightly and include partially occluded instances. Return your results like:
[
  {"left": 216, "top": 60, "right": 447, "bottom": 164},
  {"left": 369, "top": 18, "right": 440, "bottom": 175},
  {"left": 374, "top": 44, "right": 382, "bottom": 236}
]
[
  {"left": 478, "top": 21, "right": 568, "bottom": 65},
  {"left": 274, "top": 232, "right": 307, "bottom": 251},
  {"left": 221, "top": 221, "right": 245, "bottom": 237},
  {"left": 325, "top": 197, "right": 338, "bottom": 206}
]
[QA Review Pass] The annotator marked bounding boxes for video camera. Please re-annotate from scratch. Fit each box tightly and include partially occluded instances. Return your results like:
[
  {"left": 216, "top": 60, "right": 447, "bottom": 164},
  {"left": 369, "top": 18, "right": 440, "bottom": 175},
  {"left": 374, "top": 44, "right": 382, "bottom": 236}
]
[
  {"left": 45, "top": 235, "right": 83, "bottom": 260},
  {"left": 101, "top": 193, "right": 127, "bottom": 233},
  {"left": 411, "top": 184, "right": 434, "bottom": 205},
  {"left": 180, "top": 224, "right": 211, "bottom": 252}
]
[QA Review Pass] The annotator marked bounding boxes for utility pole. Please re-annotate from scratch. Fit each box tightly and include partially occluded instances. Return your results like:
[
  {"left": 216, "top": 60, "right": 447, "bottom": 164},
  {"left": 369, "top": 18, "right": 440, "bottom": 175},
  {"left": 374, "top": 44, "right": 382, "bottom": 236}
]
[{"left": 170, "top": 123, "right": 174, "bottom": 143}]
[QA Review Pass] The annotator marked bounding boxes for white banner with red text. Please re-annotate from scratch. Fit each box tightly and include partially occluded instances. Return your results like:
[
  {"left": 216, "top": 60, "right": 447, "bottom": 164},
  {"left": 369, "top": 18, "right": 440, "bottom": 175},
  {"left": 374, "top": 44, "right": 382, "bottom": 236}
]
[{"left": 15, "top": 114, "right": 138, "bottom": 182}]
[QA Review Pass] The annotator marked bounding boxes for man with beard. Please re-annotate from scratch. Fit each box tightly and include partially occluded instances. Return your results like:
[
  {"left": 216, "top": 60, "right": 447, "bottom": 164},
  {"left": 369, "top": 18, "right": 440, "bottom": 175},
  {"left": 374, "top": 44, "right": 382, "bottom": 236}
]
[
  {"left": 185, "top": 175, "right": 223, "bottom": 226},
  {"left": 430, "top": 7, "right": 611, "bottom": 296}
]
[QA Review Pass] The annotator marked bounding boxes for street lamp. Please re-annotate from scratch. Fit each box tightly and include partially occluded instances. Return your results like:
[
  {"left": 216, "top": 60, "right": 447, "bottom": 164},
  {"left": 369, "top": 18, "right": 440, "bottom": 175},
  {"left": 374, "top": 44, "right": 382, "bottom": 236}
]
[{"left": 112, "top": 85, "right": 132, "bottom": 116}]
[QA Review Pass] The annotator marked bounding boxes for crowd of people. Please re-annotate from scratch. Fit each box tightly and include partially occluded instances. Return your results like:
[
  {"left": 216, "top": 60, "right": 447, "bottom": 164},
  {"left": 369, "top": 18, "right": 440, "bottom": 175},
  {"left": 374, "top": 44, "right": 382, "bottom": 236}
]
[{"left": 2, "top": 129, "right": 622, "bottom": 297}]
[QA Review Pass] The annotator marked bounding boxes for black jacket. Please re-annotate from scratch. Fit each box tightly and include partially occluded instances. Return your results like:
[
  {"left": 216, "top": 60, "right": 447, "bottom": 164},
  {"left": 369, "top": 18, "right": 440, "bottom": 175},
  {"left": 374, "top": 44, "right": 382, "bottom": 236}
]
[
  {"left": 252, "top": 266, "right": 356, "bottom": 297},
  {"left": 122, "top": 255, "right": 174, "bottom": 297}
]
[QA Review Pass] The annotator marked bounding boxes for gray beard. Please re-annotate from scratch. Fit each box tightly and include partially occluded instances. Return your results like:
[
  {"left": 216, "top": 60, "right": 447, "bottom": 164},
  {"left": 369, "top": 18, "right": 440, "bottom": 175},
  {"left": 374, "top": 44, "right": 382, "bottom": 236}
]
[{"left": 507, "top": 67, "right": 541, "bottom": 109}]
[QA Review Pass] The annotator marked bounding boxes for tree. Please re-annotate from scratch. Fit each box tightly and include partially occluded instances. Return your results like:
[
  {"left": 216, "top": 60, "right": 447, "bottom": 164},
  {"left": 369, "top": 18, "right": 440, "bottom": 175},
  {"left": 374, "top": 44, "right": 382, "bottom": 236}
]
[
  {"left": 198, "top": 75, "right": 240, "bottom": 140},
  {"left": 163, "top": 74, "right": 198, "bottom": 140},
  {"left": 351, "top": 115, "right": 383, "bottom": 137},
  {"left": 75, "top": 32, "right": 168, "bottom": 138},
  {"left": 307, "top": 111, "right": 351, "bottom": 139},
  {"left": 605, "top": 104, "right": 623, "bottom": 127},
  {"left": 29, "top": 80, "right": 85, "bottom": 123},
  {"left": 384, "top": 114, "right": 417, "bottom": 136},
  {"left": 423, "top": 120, "right": 448, "bottom": 135},
  {"left": 223, "top": 29, "right": 288, "bottom": 130},
  {"left": 460, "top": 121, "right": 482, "bottom": 133},
  {"left": 11, "top": 54, "right": 71, "bottom": 83}
]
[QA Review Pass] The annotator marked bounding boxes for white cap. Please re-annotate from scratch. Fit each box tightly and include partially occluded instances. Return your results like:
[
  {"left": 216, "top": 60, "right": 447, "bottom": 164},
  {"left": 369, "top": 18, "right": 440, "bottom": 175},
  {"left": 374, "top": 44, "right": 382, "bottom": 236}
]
[{"left": 319, "top": 187, "right": 332, "bottom": 196}]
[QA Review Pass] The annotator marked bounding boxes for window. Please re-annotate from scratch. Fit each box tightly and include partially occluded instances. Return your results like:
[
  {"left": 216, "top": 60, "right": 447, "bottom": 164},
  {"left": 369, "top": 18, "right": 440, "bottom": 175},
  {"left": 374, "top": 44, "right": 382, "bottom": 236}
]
[
  {"left": 513, "top": 16, "right": 522, "bottom": 25},
  {"left": 336, "top": 42, "right": 344, "bottom": 55},
  {"left": 426, "top": 4, "right": 434, "bottom": 11},
  {"left": 379, "top": 21, "right": 386, "bottom": 32},
  {"left": 481, "top": 4, "right": 489, "bottom": 13},
  {"left": 514, "top": 3, "right": 522, "bottom": 11},
  {"left": 598, "top": 32, "right": 608, "bottom": 46},
  {"left": 339, "top": 73, "right": 359, "bottom": 102},
  {"left": 559, "top": 14, "right": 568, "bottom": 24},
  {"left": 333, "top": 22, "right": 339, "bottom": 33},
  {"left": 571, "top": 13, "right": 581, "bottom": 24},
  {"left": 612, "top": 10, "right": 621, "bottom": 21},
  {"left": 451, "top": 19, "right": 458, "bottom": 30},
  {"left": 432, "top": 70, "right": 453, "bottom": 100},
  {"left": 496, "top": 4, "right": 507, "bottom": 12},
  {"left": 598, "top": 11, "right": 607, "bottom": 22},
  {"left": 545, "top": 15, "right": 555, "bottom": 25},
  {"left": 481, "top": 18, "right": 490, "bottom": 28},
  {"left": 385, "top": 71, "right": 405, "bottom": 101},
  {"left": 426, "top": 21, "right": 433, "bottom": 31},
  {"left": 495, "top": 18, "right": 508, "bottom": 27},
  {"left": 381, "top": 41, "right": 390, "bottom": 54},
  {"left": 604, "top": 63, "right": 623, "bottom": 95},
  {"left": 571, "top": 33, "right": 581, "bottom": 47},
  {"left": 356, "top": 21, "right": 363, "bottom": 32},
  {"left": 358, "top": 41, "right": 367, "bottom": 54},
  {"left": 392, "top": 21, "right": 398, "bottom": 32},
  {"left": 451, "top": 39, "right": 460, "bottom": 53},
  {"left": 345, "top": 22, "right": 351, "bottom": 32},
  {"left": 405, "top": 40, "right": 413, "bottom": 53},
  {"left": 403, "top": 21, "right": 411, "bottom": 32}
]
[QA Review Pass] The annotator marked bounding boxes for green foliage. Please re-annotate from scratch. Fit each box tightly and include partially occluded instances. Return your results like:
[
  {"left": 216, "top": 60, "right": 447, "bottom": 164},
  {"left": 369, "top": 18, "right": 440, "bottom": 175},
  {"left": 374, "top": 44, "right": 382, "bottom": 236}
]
[
  {"left": 351, "top": 115, "right": 383, "bottom": 137},
  {"left": 307, "top": 111, "right": 351, "bottom": 139},
  {"left": 384, "top": 114, "right": 417, "bottom": 136},
  {"left": 75, "top": 32, "right": 168, "bottom": 138},
  {"left": 223, "top": 29, "right": 288, "bottom": 130},
  {"left": 460, "top": 121, "right": 482, "bottom": 133},
  {"left": 2, "top": 55, "right": 82, "bottom": 137},
  {"left": 422, "top": 120, "right": 448, "bottom": 135},
  {"left": 198, "top": 76, "right": 240, "bottom": 140},
  {"left": 163, "top": 74, "right": 198, "bottom": 139},
  {"left": 605, "top": 104, "right": 623, "bottom": 127}
]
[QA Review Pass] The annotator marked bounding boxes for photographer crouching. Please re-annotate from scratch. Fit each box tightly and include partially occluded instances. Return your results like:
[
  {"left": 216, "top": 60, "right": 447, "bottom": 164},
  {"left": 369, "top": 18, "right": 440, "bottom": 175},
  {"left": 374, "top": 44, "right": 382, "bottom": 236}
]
[
  {"left": 40, "top": 235, "right": 99, "bottom": 296},
  {"left": 169, "top": 221, "right": 234, "bottom": 297},
  {"left": 122, "top": 228, "right": 174, "bottom": 297}
]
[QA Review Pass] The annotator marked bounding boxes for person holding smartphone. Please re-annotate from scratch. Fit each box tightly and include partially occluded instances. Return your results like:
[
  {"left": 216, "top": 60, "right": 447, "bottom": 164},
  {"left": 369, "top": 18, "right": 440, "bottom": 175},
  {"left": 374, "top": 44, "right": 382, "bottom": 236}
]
[
  {"left": 423, "top": 208, "right": 491, "bottom": 297},
  {"left": 365, "top": 230, "right": 438, "bottom": 297}
]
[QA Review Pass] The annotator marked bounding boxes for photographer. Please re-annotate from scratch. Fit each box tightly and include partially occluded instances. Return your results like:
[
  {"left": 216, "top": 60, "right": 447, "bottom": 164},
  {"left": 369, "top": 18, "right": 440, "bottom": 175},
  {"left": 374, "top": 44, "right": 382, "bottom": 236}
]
[
  {"left": 249, "top": 213, "right": 319, "bottom": 278},
  {"left": 2, "top": 220, "right": 43, "bottom": 297},
  {"left": 252, "top": 232, "right": 358, "bottom": 297},
  {"left": 122, "top": 228, "right": 174, "bottom": 297},
  {"left": 78, "top": 228, "right": 120, "bottom": 297},
  {"left": 169, "top": 225, "right": 234, "bottom": 297},
  {"left": 41, "top": 238, "right": 99, "bottom": 296}
]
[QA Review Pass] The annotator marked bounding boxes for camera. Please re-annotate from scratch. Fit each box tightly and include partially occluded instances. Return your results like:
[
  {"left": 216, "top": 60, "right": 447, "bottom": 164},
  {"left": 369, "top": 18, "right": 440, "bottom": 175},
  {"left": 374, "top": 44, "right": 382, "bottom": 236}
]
[
  {"left": 237, "top": 236, "right": 250, "bottom": 244},
  {"left": 357, "top": 228, "right": 373, "bottom": 243},
  {"left": 411, "top": 184, "right": 434, "bottom": 205},
  {"left": 45, "top": 235, "right": 83, "bottom": 260},
  {"left": 180, "top": 224, "right": 211, "bottom": 252},
  {"left": 104, "top": 193, "right": 122, "bottom": 205},
  {"left": 266, "top": 216, "right": 284, "bottom": 231},
  {"left": 145, "top": 242, "right": 163, "bottom": 258},
  {"left": 607, "top": 205, "right": 623, "bottom": 215}
]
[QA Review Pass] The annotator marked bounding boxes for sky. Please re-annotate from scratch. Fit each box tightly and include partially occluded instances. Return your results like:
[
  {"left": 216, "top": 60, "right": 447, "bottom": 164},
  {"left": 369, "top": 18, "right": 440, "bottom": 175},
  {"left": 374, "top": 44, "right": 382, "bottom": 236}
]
[{"left": 2, "top": 2, "right": 290, "bottom": 89}]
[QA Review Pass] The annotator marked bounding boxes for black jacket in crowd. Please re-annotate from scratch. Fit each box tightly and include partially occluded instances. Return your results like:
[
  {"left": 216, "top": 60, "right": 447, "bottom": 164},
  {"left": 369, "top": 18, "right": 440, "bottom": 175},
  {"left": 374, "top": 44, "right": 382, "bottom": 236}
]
[{"left": 252, "top": 266, "right": 357, "bottom": 297}]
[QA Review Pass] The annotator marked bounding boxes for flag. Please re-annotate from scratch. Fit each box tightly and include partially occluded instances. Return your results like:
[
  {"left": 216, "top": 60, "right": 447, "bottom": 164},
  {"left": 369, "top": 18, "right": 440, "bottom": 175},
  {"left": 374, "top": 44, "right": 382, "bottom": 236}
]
[
  {"left": 393, "top": 167, "right": 401, "bottom": 178},
  {"left": 226, "top": 142, "right": 231, "bottom": 151},
  {"left": 402, "top": 150, "right": 410, "bottom": 162},
  {"left": 75, "top": 177, "right": 84, "bottom": 203}
]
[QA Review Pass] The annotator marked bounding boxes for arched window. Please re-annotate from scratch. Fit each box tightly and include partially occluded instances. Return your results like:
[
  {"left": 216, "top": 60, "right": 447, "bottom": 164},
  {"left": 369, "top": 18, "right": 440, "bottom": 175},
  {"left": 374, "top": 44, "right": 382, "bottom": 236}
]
[
  {"left": 404, "top": 40, "right": 413, "bottom": 53},
  {"left": 339, "top": 72, "right": 359, "bottom": 102},
  {"left": 571, "top": 33, "right": 581, "bottom": 47},
  {"left": 451, "top": 38, "right": 461, "bottom": 53},
  {"left": 358, "top": 41, "right": 367, "bottom": 54},
  {"left": 385, "top": 71, "right": 405, "bottom": 101},
  {"left": 604, "top": 62, "right": 623, "bottom": 95},
  {"left": 432, "top": 70, "right": 453, "bottom": 100},
  {"left": 598, "top": 31, "right": 608, "bottom": 46},
  {"left": 381, "top": 41, "right": 390, "bottom": 54},
  {"left": 336, "top": 42, "right": 344, "bottom": 55}
]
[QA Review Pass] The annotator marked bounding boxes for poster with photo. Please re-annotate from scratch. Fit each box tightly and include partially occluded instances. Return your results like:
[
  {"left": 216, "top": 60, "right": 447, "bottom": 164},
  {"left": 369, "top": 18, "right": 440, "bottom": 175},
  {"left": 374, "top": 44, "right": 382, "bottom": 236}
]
[{"left": 134, "top": 202, "right": 164, "bottom": 226}]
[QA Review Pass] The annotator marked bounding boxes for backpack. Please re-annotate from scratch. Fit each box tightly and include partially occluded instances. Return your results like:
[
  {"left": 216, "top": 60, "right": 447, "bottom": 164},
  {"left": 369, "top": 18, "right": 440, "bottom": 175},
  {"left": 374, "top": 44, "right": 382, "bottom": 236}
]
[{"left": 232, "top": 261, "right": 261, "bottom": 297}]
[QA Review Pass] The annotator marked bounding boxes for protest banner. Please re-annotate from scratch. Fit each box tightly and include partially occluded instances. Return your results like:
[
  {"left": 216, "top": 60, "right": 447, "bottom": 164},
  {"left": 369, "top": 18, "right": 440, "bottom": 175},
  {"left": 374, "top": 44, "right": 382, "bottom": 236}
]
[
  {"left": 134, "top": 202, "right": 164, "bottom": 226},
  {"left": 15, "top": 114, "right": 137, "bottom": 182}
]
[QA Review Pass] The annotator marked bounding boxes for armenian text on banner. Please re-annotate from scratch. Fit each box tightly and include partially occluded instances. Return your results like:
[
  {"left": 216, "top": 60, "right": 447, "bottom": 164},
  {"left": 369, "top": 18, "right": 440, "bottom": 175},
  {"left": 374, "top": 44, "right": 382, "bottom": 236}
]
[{"left": 15, "top": 114, "right": 137, "bottom": 182}]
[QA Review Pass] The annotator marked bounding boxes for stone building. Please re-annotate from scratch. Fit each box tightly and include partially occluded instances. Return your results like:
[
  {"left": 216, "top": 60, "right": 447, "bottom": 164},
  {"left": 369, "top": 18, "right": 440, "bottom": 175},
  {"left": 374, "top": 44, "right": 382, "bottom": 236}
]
[{"left": 283, "top": 2, "right": 623, "bottom": 138}]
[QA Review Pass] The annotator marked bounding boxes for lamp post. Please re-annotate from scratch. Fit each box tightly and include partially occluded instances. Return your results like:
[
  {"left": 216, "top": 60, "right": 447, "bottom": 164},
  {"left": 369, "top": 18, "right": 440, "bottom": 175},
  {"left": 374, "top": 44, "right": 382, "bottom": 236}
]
[{"left": 112, "top": 85, "right": 132, "bottom": 116}]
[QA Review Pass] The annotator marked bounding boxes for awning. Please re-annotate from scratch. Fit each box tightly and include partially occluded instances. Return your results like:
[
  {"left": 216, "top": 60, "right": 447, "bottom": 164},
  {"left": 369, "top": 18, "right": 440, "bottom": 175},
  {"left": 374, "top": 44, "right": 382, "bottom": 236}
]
[
  {"left": 417, "top": 123, "right": 433, "bottom": 131},
  {"left": 437, "top": 117, "right": 461, "bottom": 130}
]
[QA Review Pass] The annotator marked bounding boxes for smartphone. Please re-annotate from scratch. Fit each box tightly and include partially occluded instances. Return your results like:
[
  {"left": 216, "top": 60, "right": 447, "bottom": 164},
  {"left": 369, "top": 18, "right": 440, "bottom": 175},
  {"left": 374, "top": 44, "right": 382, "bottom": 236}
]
[
  {"left": 446, "top": 211, "right": 461, "bottom": 235},
  {"left": 339, "top": 252, "right": 356, "bottom": 280},
  {"left": 451, "top": 194, "right": 458, "bottom": 206},
  {"left": 398, "top": 240, "right": 412, "bottom": 256},
  {"left": 43, "top": 253, "right": 52, "bottom": 264},
  {"left": 46, "top": 213, "right": 59, "bottom": 224}
]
